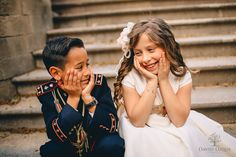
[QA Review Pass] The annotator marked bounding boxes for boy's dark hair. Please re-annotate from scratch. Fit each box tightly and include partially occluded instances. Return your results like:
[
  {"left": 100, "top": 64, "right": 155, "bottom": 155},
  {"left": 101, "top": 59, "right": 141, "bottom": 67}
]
[{"left": 42, "top": 36, "right": 84, "bottom": 72}]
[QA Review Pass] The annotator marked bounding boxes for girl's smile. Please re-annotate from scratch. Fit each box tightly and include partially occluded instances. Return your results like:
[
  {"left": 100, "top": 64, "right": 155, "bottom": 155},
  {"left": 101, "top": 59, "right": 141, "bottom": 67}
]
[{"left": 143, "top": 61, "right": 159, "bottom": 72}]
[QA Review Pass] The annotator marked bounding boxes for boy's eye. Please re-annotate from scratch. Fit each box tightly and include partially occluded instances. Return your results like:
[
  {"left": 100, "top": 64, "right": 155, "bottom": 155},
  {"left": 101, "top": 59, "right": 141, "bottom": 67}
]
[{"left": 75, "top": 66, "right": 82, "bottom": 70}]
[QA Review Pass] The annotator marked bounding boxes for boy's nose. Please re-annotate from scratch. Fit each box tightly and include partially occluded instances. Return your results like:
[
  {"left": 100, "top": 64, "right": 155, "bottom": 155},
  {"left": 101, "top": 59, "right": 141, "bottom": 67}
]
[{"left": 83, "top": 67, "right": 91, "bottom": 76}]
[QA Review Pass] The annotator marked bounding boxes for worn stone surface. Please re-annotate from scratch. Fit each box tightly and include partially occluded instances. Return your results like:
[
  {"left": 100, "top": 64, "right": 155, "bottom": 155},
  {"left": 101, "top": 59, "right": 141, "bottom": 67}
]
[
  {"left": 48, "top": 17, "right": 236, "bottom": 45},
  {"left": 0, "top": 0, "right": 21, "bottom": 16},
  {"left": 0, "top": 0, "right": 53, "bottom": 102},
  {"left": 0, "top": 36, "right": 27, "bottom": 59},
  {"left": 0, "top": 96, "right": 44, "bottom": 130},
  {"left": 22, "top": 0, "right": 53, "bottom": 32},
  {"left": 0, "top": 131, "right": 47, "bottom": 157},
  {"left": 0, "top": 80, "right": 17, "bottom": 104},
  {"left": 223, "top": 123, "right": 236, "bottom": 138},
  {"left": 0, "top": 54, "right": 34, "bottom": 81},
  {"left": 0, "top": 15, "right": 33, "bottom": 37},
  {"left": 52, "top": 0, "right": 236, "bottom": 16},
  {"left": 54, "top": 3, "right": 236, "bottom": 28},
  {"left": 26, "top": 32, "right": 47, "bottom": 52}
]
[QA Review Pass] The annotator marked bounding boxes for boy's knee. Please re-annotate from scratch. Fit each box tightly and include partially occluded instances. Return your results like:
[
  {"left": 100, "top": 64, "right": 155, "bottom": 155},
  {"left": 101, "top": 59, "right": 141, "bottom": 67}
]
[
  {"left": 40, "top": 141, "right": 77, "bottom": 157},
  {"left": 93, "top": 134, "right": 125, "bottom": 157}
]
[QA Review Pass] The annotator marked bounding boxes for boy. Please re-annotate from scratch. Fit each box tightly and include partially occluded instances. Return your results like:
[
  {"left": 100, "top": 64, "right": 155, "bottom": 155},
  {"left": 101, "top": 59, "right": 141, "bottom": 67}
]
[{"left": 36, "top": 37, "right": 124, "bottom": 157}]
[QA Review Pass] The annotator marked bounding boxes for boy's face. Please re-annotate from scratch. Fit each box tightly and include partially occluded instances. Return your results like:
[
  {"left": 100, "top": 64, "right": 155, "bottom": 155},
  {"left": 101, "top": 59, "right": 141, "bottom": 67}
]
[{"left": 61, "top": 47, "right": 91, "bottom": 90}]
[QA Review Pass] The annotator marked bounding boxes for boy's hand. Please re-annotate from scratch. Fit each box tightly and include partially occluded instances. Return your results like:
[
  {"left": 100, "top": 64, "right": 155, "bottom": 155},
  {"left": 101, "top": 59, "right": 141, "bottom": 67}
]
[
  {"left": 158, "top": 52, "right": 170, "bottom": 82},
  {"left": 58, "top": 69, "right": 82, "bottom": 99},
  {"left": 81, "top": 67, "right": 95, "bottom": 104}
]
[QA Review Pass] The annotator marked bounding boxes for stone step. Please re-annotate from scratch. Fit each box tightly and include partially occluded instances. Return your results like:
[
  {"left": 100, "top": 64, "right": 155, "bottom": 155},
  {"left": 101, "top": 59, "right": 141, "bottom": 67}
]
[
  {"left": 0, "top": 131, "right": 47, "bottom": 157},
  {"left": 0, "top": 86, "right": 236, "bottom": 131},
  {"left": 48, "top": 17, "right": 236, "bottom": 44},
  {"left": 34, "top": 35, "right": 236, "bottom": 67},
  {"left": 13, "top": 56, "right": 236, "bottom": 96},
  {"left": 52, "top": 0, "right": 236, "bottom": 3},
  {"left": 53, "top": 2, "right": 236, "bottom": 28},
  {"left": 0, "top": 122, "right": 235, "bottom": 156},
  {"left": 52, "top": 0, "right": 236, "bottom": 16},
  {"left": 0, "top": 96, "right": 44, "bottom": 131},
  {"left": 1, "top": 121, "right": 236, "bottom": 157},
  {"left": 191, "top": 86, "right": 236, "bottom": 124}
]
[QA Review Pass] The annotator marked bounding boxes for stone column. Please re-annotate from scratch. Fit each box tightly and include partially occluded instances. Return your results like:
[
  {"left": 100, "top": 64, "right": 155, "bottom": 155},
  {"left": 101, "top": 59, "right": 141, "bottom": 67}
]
[{"left": 0, "top": 0, "right": 53, "bottom": 103}]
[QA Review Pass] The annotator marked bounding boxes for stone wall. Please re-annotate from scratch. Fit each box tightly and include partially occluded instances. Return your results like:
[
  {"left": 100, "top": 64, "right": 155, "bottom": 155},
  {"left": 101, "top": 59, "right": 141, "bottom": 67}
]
[{"left": 0, "top": 0, "right": 53, "bottom": 103}]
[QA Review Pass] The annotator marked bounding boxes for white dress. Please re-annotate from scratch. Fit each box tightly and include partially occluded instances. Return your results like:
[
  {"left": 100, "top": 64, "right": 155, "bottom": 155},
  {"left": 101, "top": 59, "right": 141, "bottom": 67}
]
[{"left": 119, "top": 68, "right": 236, "bottom": 157}]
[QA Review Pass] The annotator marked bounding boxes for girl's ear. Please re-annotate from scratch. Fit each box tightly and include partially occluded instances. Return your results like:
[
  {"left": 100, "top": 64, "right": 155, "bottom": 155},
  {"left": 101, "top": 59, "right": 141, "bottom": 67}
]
[{"left": 49, "top": 66, "right": 63, "bottom": 81}]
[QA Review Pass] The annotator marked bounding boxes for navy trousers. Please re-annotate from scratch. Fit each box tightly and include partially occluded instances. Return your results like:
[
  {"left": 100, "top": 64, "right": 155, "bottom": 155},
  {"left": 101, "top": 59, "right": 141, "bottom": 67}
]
[{"left": 40, "top": 134, "right": 125, "bottom": 157}]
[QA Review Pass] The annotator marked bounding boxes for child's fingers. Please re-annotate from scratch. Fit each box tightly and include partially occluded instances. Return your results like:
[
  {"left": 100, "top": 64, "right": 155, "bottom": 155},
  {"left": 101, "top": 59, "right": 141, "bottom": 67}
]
[
  {"left": 68, "top": 70, "right": 73, "bottom": 85},
  {"left": 89, "top": 70, "right": 94, "bottom": 85},
  {"left": 162, "top": 52, "right": 165, "bottom": 63},
  {"left": 72, "top": 70, "right": 77, "bottom": 86},
  {"left": 163, "top": 53, "right": 167, "bottom": 70},
  {"left": 76, "top": 77, "right": 80, "bottom": 86},
  {"left": 64, "top": 70, "right": 70, "bottom": 86},
  {"left": 162, "top": 52, "right": 170, "bottom": 71},
  {"left": 134, "top": 57, "right": 138, "bottom": 69},
  {"left": 135, "top": 57, "right": 151, "bottom": 76},
  {"left": 159, "top": 57, "right": 163, "bottom": 71},
  {"left": 135, "top": 58, "right": 142, "bottom": 72},
  {"left": 86, "top": 69, "right": 94, "bottom": 91}
]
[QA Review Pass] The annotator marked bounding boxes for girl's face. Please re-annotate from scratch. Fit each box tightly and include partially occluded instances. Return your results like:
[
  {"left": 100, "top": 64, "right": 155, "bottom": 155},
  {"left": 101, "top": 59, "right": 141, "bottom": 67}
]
[
  {"left": 62, "top": 47, "right": 91, "bottom": 90},
  {"left": 133, "top": 33, "right": 165, "bottom": 75}
]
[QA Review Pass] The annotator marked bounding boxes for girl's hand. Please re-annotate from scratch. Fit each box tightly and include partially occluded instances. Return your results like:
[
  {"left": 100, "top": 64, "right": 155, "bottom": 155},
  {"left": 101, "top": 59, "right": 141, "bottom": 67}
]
[
  {"left": 134, "top": 57, "right": 157, "bottom": 82},
  {"left": 58, "top": 69, "right": 82, "bottom": 99},
  {"left": 158, "top": 52, "right": 170, "bottom": 82},
  {"left": 81, "top": 67, "right": 95, "bottom": 104}
]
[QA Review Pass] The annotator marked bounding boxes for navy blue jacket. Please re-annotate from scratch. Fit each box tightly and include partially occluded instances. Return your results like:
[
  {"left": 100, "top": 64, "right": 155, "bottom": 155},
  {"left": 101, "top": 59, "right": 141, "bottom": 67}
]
[{"left": 36, "top": 74, "right": 118, "bottom": 152}]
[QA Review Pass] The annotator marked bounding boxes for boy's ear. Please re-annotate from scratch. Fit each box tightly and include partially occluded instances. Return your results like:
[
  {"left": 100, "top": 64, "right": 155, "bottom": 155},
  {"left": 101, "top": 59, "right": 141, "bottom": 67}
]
[{"left": 49, "top": 66, "right": 63, "bottom": 81}]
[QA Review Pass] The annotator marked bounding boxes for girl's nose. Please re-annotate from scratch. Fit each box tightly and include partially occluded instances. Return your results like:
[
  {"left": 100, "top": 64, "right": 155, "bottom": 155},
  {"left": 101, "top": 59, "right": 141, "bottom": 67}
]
[{"left": 142, "top": 53, "right": 151, "bottom": 64}]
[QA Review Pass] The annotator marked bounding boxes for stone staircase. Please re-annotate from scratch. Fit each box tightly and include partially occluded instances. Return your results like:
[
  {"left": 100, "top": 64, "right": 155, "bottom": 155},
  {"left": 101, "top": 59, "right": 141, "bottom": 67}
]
[{"left": 1, "top": 0, "right": 236, "bottom": 156}]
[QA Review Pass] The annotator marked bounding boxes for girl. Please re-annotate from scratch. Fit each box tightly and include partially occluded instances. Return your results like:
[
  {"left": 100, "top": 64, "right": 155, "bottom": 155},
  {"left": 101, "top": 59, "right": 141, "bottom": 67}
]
[{"left": 114, "top": 18, "right": 236, "bottom": 157}]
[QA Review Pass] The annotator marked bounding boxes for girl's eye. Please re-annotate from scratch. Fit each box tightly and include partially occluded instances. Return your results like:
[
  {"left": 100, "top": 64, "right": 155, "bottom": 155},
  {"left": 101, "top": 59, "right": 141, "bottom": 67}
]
[
  {"left": 148, "top": 48, "right": 155, "bottom": 53},
  {"left": 86, "top": 63, "right": 90, "bottom": 67},
  {"left": 134, "top": 51, "right": 142, "bottom": 56}
]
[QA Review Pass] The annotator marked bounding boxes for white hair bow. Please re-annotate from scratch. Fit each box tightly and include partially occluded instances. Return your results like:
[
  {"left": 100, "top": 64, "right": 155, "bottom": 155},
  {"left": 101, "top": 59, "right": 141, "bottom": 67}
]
[
  {"left": 117, "top": 22, "right": 135, "bottom": 58},
  {"left": 115, "top": 22, "right": 135, "bottom": 75}
]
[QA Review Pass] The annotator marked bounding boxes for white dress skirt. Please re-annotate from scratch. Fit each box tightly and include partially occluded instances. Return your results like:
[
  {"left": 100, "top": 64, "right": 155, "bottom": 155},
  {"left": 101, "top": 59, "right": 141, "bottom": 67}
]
[{"left": 119, "top": 68, "right": 236, "bottom": 157}]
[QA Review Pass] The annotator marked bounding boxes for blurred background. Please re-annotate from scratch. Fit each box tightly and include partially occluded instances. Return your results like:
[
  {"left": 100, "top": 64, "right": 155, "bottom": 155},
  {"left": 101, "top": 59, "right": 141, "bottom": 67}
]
[{"left": 0, "top": 0, "right": 236, "bottom": 156}]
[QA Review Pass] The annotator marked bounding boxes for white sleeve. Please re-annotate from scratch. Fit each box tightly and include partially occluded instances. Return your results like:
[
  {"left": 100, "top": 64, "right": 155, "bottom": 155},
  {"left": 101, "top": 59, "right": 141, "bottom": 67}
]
[
  {"left": 121, "top": 72, "right": 135, "bottom": 88},
  {"left": 179, "top": 71, "right": 192, "bottom": 88}
]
